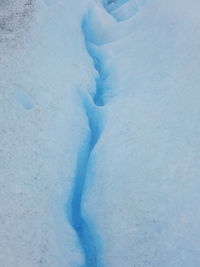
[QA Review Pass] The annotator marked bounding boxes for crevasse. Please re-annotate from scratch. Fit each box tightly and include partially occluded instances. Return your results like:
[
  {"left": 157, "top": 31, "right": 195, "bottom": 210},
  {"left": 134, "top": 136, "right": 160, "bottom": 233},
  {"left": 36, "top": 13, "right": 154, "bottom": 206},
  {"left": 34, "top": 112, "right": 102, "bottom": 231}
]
[
  {"left": 69, "top": 14, "right": 107, "bottom": 267},
  {"left": 69, "top": 1, "right": 128, "bottom": 266}
]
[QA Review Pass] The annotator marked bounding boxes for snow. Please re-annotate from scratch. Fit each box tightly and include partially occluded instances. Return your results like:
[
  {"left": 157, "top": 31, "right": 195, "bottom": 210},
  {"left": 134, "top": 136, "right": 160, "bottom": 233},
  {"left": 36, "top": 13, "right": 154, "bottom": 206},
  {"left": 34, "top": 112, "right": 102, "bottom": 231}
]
[
  {"left": 1, "top": 0, "right": 200, "bottom": 266},
  {"left": 0, "top": 0, "right": 97, "bottom": 266}
]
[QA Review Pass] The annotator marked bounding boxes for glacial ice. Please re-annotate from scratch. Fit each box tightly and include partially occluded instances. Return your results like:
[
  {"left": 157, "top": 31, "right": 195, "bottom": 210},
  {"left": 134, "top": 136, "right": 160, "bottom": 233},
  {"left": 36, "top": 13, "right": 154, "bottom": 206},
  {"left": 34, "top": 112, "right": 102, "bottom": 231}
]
[{"left": 1, "top": 0, "right": 200, "bottom": 266}]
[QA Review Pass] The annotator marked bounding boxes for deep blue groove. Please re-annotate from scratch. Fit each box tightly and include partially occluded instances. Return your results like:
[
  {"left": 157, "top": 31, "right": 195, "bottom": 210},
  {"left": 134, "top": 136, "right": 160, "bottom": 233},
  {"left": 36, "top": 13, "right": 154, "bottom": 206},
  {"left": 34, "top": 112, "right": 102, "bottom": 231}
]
[
  {"left": 69, "top": 2, "right": 129, "bottom": 265},
  {"left": 71, "top": 107, "right": 100, "bottom": 267},
  {"left": 70, "top": 101, "right": 101, "bottom": 267},
  {"left": 69, "top": 2, "right": 138, "bottom": 265},
  {"left": 69, "top": 16, "right": 107, "bottom": 267},
  {"left": 70, "top": 101, "right": 102, "bottom": 267}
]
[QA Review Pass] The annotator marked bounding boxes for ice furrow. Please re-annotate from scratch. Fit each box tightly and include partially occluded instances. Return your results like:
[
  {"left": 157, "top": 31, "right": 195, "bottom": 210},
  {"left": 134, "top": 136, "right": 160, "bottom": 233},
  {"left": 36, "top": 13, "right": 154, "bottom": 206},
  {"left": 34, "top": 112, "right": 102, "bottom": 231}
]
[
  {"left": 69, "top": 15, "right": 107, "bottom": 267},
  {"left": 69, "top": 1, "right": 135, "bottom": 265},
  {"left": 69, "top": 1, "right": 130, "bottom": 265}
]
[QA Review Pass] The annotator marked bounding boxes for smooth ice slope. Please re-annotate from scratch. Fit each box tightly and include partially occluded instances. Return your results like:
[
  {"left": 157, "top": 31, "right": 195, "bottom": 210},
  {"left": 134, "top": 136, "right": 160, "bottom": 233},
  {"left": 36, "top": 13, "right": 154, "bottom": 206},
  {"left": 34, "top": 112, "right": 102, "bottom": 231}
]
[
  {"left": 83, "top": 0, "right": 200, "bottom": 266},
  {"left": 110, "top": 0, "right": 149, "bottom": 21}
]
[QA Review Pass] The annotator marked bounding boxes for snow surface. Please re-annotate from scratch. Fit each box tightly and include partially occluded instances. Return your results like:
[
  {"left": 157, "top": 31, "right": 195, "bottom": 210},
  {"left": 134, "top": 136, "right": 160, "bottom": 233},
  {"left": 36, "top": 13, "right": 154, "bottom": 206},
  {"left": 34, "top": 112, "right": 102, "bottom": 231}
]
[
  {"left": 1, "top": 0, "right": 200, "bottom": 266},
  {"left": 0, "top": 0, "right": 97, "bottom": 266}
]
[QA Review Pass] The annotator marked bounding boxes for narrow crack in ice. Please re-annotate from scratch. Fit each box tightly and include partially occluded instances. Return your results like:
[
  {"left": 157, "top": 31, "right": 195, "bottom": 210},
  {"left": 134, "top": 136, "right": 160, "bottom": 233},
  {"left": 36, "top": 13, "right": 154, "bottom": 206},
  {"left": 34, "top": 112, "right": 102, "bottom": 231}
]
[
  {"left": 69, "top": 16, "right": 106, "bottom": 267},
  {"left": 69, "top": 1, "right": 132, "bottom": 266}
]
